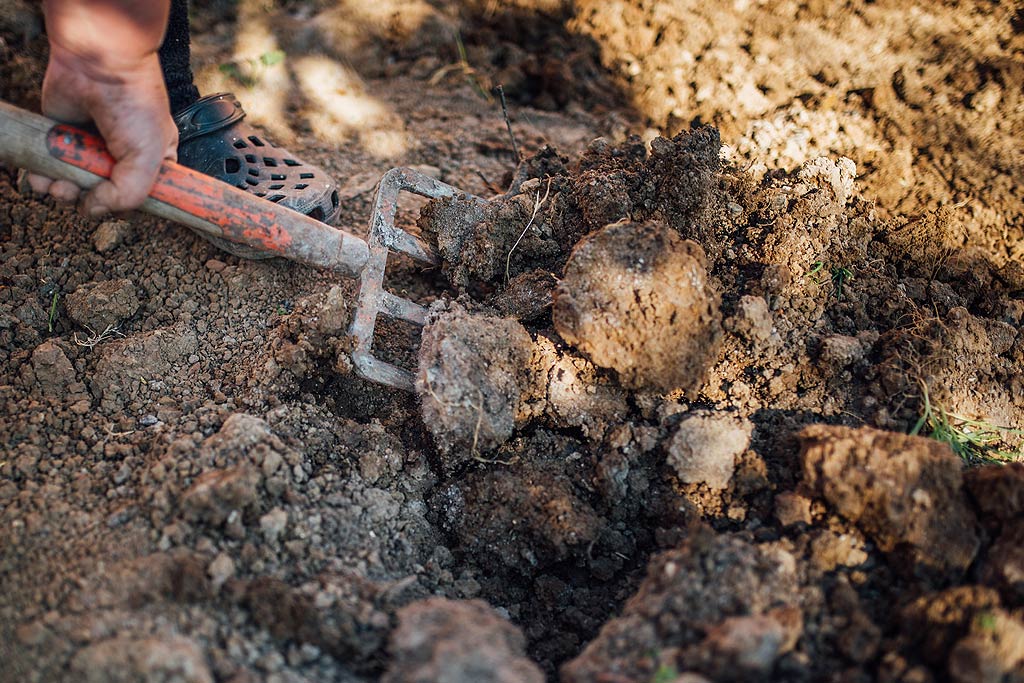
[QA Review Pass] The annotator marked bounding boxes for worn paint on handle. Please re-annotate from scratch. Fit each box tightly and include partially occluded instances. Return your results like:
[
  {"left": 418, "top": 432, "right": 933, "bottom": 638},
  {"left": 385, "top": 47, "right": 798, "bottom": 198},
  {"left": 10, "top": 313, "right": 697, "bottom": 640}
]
[{"left": 46, "top": 124, "right": 300, "bottom": 253}]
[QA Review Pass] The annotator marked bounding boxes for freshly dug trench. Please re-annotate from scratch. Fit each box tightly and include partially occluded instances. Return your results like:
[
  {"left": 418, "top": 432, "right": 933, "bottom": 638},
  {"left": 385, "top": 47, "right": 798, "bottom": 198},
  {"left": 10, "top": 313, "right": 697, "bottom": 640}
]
[
  {"left": 553, "top": 220, "right": 722, "bottom": 393},
  {"left": 416, "top": 302, "right": 534, "bottom": 468}
]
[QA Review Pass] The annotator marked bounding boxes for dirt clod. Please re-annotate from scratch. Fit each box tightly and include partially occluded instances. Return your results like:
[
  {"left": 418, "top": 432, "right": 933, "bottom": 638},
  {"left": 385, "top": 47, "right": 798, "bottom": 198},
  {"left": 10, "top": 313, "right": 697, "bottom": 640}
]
[
  {"left": 800, "top": 425, "right": 980, "bottom": 581},
  {"left": 562, "top": 530, "right": 800, "bottom": 682},
  {"left": 92, "top": 219, "right": 133, "bottom": 253},
  {"left": 70, "top": 635, "right": 213, "bottom": 683},
  {"left": 383, "top": 597, "right": 544, "bottom": 683},
  {"left": 666, "top": 411, "right": 753, "bottom": 490},
  {"left": 416, "top": 302, "right": 534, "bottom": 465},
  {"left": 553, "top": 220, "right": 722, "bottom": 392},
  {"left": 26, "top": 339, "right": 75, "bottom": 391},
  {"left": 979, "top": 519, "right": 1024, "bottom": 602},
  {"left": 531, "top": 334, "right": 628, "bottom": 440},
  {"left": 64, "top": 278, "right": 140, "bottom": 332},
  {"left": 491, "top": 269, "right": 557, "bottom": 322},
  {"left": 899, "top": 586, "right": 1003, "bottom": 666},
  {"left": 947, "top": 608, "right": 1024, "bottom": 683},
  {"left": 964, "top": 463, "right": 1024, "bottom": 523},
  {"left": 434, "top": 457, "right": 604, "bottom": 576}
]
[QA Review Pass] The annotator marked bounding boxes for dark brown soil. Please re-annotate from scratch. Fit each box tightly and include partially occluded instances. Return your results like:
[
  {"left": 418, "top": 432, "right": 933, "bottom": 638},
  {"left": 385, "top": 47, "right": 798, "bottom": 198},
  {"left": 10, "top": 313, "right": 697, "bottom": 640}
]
[{"left": 3, "top": 2, "right": 1024, "bottom": 682}]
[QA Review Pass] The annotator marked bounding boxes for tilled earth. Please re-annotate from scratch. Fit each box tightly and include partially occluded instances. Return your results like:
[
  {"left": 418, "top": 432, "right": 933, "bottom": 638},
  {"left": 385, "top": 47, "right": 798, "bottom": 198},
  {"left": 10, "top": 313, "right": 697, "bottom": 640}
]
[{"left": 3, "top": 1, "right": 1024, "bottom": 682}]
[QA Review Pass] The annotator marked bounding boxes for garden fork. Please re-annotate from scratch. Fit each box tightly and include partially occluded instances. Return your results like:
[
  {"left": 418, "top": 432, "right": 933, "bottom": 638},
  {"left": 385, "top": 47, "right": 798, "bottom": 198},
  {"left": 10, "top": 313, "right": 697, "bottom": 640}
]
[{"left": 0, "top": 99, "right": 484, "bottom": 391}]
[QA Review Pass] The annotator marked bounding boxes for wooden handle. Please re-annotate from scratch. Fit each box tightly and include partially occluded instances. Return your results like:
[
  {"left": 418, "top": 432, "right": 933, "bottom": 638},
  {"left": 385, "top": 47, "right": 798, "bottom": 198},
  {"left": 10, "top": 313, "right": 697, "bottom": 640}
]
[{"left": 0, "top": 99, "right": 368, "bottom": 276}]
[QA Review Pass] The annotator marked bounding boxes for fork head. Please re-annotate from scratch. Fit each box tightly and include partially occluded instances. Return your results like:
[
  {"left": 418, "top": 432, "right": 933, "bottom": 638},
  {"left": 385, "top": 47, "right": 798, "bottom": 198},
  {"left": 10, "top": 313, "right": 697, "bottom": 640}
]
[{"left": 348, "top": 167, "right": 485, "bottom": 391}]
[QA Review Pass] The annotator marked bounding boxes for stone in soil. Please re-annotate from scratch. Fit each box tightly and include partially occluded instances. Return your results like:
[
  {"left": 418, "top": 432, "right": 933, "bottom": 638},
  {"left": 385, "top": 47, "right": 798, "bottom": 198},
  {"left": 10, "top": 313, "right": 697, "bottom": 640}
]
[
  {"left": 561, "top": 529, "right": 801, "bottom": 682},
  {"left": 382, "top": 597, "right": 543, "bottom": 683},
  {"left": 92, "top": 218, "right": 133, "bottom": 253},
  {"left": 800, "top": 424, "right": 980, "bottom": 581},
  {"left": 70, "top": 635, "right": 213, "bottom": 683},
  {"left": 666, "top": 410, "right": 753, "bottom": 490},
  {"left": 416, "top": 301, "right": 534, "bottom": 467},
  {"left": 64, "top": 278, "right": 140, "bottom": 332},
  {"left": 553, "top": 220, "right": 722, "bottom": 393}
]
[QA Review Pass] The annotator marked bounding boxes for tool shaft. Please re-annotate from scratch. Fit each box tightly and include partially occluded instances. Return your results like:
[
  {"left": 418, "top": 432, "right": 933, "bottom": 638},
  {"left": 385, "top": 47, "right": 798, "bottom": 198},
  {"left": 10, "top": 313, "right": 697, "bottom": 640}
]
[{"left": 0, "top": 100, "right": 368, "bottom": 276}]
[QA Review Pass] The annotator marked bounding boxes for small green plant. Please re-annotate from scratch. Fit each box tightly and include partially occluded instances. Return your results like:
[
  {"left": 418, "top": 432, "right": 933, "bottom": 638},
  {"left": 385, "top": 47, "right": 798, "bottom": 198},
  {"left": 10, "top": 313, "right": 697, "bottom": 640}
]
[
  {"left": 651, "top": 664, "right": 680, "bottom": 683},
  {"left": 219, "top": 49, "right": 286, "bottom": 87},
  {"left": 809, "top": 261, "right": 855, "bottom": 300},
  {"left": 911, "top": 381, "right": 1024, "bottom": 464},
  {"left": 47, "top": 289, "right": 59, "bottom": 333}
]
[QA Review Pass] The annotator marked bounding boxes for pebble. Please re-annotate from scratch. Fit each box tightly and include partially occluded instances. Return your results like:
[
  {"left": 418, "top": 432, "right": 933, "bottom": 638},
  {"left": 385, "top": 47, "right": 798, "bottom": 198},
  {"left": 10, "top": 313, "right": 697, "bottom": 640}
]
[
  {"left": 208, "top": 553, "right": 236, "bottom": 590},
  {"left": 92, "top": 219, "right": 132, "bottom": 253},
  {"left": 666, "top": 411, "right": 754, "bottom": 490},
  {"left": 259, "top": 508, "right": 288, "bottom": 543}
]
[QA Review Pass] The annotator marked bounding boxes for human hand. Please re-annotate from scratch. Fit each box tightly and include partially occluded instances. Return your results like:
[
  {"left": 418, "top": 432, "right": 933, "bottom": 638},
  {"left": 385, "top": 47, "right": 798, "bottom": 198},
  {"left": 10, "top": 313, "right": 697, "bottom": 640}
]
[{"left": 27, "top": 44, "right": 178, "bottom": 217}]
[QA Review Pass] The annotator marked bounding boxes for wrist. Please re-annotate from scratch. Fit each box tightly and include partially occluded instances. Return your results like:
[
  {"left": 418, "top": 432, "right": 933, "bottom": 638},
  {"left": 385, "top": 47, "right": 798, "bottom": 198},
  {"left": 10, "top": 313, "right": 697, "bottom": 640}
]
[{"left": 43, "top": 0, "right": 170, "bottom": 68}]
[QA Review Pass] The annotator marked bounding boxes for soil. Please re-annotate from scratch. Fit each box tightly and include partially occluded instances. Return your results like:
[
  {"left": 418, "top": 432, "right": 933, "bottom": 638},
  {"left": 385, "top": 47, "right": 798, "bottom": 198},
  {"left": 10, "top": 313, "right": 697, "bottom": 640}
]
[{"left": 3, "top": 1, "right": 1024, "bottom": 682}]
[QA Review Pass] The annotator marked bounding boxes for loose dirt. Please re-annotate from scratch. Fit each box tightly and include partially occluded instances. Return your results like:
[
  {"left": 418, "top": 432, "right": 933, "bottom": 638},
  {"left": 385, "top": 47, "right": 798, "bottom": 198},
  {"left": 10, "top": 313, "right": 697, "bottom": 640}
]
[{"left": 3, "top": 1, "right": 1024, "bottom": 682}]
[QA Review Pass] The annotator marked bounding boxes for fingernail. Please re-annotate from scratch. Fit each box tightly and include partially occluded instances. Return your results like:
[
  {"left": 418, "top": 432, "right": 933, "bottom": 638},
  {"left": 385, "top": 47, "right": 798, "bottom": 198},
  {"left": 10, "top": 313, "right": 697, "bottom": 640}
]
[{"left": 88, "top": 204, "right": 109, "bottom": 218}]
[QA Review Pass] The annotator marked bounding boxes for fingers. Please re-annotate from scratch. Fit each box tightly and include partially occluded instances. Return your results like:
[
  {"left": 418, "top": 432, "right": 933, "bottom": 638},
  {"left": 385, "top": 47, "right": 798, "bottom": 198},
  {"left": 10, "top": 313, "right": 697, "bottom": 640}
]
[
  {"left": 26, "top": 173, "right": 54, "bottom": 195},
  {"left": 82, "top": 144, "right": 165, "bottom": 217},
  {"left": 26, "top": 173, "right": 83, "bottom": 203},
  {"left": 50, "top": 180, "right": 83, "bottom": 203}
]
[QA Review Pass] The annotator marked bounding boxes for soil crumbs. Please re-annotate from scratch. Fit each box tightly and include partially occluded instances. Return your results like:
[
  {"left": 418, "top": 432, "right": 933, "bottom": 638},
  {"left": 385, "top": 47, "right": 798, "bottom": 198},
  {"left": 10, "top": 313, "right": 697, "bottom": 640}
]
[{"left": 3, "top": 2, "right": 1024, "bottom": 683}]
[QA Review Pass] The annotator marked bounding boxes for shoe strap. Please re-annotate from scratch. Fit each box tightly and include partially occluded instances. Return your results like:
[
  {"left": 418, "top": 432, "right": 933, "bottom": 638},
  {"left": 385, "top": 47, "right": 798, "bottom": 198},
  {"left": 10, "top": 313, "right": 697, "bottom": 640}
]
[{"left": 174, "top": 93, "right": 247, "bottom": 145}]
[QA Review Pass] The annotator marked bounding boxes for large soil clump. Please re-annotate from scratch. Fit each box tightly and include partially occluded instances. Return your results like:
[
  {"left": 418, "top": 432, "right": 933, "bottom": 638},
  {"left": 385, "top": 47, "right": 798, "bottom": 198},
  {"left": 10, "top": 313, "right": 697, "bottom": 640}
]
[{"left": 553, "top": 220, "right": 722, "bottom": 393}]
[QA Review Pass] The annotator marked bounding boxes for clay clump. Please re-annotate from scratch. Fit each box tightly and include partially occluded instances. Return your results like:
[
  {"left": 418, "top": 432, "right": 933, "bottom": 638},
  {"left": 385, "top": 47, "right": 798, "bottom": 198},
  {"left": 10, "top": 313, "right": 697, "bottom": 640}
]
[
  {"left": 64, "top": 278, "right": 140, "bottom": 332},
  {"left": 383, "top": 597, "right": 544, "bottom": 683},
  {"left": 667, "top": 411, "right": 754, "bottom": 490},
  {"left": 562, "top": 530, "right": 801, "bottom": 682},
  {"left": 800, "top": 424, "right": 980, "bottom": 580},
  {"left": 416, "top": 302, "right": 534, "bottom": 467},
  {"left": 553, "top": 220, "right": 722, "bottom": 392}
]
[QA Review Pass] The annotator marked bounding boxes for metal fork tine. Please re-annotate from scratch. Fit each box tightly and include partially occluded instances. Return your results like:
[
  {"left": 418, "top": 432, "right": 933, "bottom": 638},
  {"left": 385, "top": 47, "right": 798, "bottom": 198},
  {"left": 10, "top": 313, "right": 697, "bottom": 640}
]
[{"left": 349, "top": 167, "right": 485, "bottom": 390}]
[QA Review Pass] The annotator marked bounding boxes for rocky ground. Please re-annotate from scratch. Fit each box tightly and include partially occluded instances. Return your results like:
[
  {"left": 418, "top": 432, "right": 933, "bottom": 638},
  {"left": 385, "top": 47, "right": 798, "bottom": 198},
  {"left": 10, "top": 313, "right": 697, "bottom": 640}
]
[{"left": 2, "top": 1, "right": 1024, "bottom": 682}]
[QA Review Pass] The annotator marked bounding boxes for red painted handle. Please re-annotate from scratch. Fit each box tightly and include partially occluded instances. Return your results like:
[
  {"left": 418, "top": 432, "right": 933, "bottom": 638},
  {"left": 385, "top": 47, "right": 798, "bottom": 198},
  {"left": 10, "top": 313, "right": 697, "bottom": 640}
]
[
  {"left": 43, "top": 123, "right": 368, "bottom": 275},
  {"left": 47, "top": 124, "right": 300, "bottom": 251}
]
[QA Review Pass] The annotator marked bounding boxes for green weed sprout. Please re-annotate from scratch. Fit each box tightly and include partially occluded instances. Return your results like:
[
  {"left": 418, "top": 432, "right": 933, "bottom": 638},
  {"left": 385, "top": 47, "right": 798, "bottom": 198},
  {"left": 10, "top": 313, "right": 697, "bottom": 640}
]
[
  {"left": 809, "top": 261, "right": 854, "bottom": 300},
  {"left": 651, "top": 664, "right": 680, "bottom": 683},
  {"left": 911, "top": 381, "right": 1024, "bottom": 464},
  {"left": 47, "top": 289, "right": 59, "bottom": 333}
]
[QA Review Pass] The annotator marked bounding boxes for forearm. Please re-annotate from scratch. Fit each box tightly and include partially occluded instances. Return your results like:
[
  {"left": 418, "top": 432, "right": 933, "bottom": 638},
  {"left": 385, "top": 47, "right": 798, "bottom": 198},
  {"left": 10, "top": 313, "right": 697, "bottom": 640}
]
[{"left": 43, "top": 0, "right": 171, "bottom": 70}]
